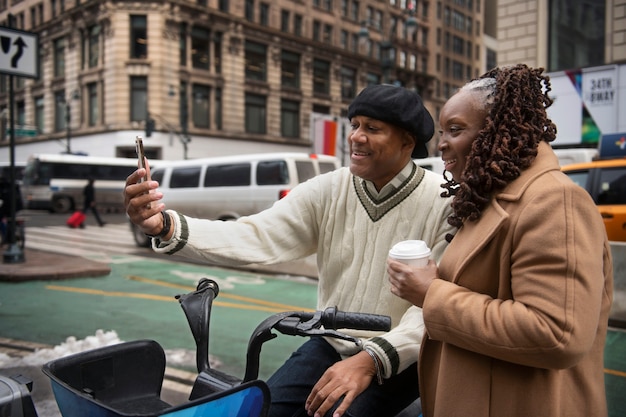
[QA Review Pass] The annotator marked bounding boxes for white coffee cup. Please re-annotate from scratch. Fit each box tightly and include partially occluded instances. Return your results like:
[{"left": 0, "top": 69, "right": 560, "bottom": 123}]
[{"left": 389, "top": 240, "right": 431, "bottom": 267}]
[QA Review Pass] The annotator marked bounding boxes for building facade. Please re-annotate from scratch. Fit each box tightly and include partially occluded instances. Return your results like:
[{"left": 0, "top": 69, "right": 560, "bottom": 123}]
[
  {"left": 496, "top": 0, "right": 624, "bottom": 71},
  {"left": 0, "top": 0, "right": 485, "bottom": 162}
]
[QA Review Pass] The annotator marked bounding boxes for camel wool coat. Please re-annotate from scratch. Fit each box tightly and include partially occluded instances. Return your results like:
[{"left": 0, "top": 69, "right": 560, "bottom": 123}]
[{"left": 419, "top": 142, "right": 614, "bottom": 417}]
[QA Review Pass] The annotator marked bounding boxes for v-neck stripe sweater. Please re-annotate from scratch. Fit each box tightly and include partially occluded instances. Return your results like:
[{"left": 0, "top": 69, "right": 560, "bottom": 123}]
[{"left": 155, "top": 164, "right": 455, "bottom": 377}]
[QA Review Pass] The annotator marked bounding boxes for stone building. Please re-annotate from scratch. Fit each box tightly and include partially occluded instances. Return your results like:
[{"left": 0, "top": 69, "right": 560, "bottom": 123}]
[{"left": 0, "top": 0, "right": 483, "bottom": 162}]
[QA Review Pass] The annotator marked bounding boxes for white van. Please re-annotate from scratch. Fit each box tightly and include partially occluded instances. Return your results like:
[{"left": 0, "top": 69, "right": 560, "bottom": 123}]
[
  {"left": 552, "top": 147, "right": 598, "bottom": 166},
  {"left": 131, "top": 152, "right": 340, "bottom": 246},
  {"left": 414, "top": 157, "right": 445, "bottom": 175}
]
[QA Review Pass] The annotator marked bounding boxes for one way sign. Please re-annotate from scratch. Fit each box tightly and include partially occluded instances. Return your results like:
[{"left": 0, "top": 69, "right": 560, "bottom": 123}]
[{"left": 0, "top": 26, "right": 39, "bottom": 79}]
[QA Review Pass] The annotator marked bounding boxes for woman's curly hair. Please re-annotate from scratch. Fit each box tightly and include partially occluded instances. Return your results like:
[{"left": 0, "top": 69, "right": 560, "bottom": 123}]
[{"left": 442, "top": 64, "right": 558, "bottom": 232}]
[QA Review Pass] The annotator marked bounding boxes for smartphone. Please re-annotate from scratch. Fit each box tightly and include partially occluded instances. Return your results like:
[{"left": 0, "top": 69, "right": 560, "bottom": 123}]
[{"left": 135, "top": 136, "right": 149, "bottom": 182}]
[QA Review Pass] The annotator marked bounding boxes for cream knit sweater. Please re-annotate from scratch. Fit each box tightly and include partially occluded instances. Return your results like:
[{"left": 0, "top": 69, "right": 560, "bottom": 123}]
[{"left": 155, "top": 164, "right": 455, "bottom": 378}]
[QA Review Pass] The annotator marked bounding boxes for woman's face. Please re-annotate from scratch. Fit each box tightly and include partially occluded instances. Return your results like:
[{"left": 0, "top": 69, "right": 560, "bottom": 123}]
[
  {"left": 438, "top": 90, "right": 488, "bottom": 182},
  {"left": 348, "top": 115, "right": 414, "bottom": 190}
]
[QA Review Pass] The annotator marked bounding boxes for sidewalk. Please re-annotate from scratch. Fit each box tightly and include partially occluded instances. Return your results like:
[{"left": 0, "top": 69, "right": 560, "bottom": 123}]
[{"left": 0, "top": 248, "right": 111, "bottom": 282}]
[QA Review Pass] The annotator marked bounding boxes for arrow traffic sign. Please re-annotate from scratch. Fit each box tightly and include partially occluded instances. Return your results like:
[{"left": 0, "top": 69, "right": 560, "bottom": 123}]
[{"left": 0, "top": 26, "right": 39, "bottom": 78}]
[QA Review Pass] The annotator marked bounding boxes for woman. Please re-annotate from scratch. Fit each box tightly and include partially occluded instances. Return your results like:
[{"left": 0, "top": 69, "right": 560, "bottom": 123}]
[{"left": 387, "top": 64, "right": 613, "bottom": 416}]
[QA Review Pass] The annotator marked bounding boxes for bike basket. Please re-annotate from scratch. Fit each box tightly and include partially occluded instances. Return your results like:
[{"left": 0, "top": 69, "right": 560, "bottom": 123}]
[{"left": 42, "top": 339, "right": 269, "bottom": 417}]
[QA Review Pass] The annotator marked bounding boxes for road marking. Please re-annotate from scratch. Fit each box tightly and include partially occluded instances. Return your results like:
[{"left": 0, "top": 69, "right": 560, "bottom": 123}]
[
  {"left": 45, "top": 281, "right": 314, "bottom": 313},
  {"left": 127, "top": 275, "right": 315, "bottom": 312},
  {"left": 605, "top": 368, "right": 626, "bottom": 378}
]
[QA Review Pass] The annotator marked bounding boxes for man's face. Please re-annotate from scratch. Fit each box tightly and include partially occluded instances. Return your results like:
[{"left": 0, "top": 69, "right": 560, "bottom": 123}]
[{"left": 348, "top": 115, "right": 415, "bottom": 191}]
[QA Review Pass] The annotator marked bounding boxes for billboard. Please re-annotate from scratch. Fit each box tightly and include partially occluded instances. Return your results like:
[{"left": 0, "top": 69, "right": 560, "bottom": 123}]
[{"left": 547, "top": 64, "right": 625, "bottom": 147}]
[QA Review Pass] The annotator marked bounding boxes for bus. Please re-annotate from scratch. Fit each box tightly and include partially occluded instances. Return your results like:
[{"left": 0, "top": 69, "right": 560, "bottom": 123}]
[
  {"left": 21, "top": 154, "right": 143, "bottom": 213},
  {"left": 0, "top": 161, "right": 26, "bottom": 183}
]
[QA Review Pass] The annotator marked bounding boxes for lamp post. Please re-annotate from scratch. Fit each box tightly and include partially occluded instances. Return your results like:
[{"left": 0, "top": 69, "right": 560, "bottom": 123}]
[
  {"left": 358, "top": 5, "right": 418, "bottom": 85},
  {"left": 62, "top": 89, "right": 80, "bottom": 154}
]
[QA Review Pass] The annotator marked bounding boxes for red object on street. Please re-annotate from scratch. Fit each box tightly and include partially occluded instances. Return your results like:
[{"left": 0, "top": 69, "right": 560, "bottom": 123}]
[{"left": 66, "top": 211, "right": 86, "bottom": 228}]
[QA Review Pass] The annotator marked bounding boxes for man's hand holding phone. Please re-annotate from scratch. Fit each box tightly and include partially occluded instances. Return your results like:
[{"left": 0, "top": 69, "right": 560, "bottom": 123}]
[{"left": 135, "top": 136, "right": 150, "bottom": 183}]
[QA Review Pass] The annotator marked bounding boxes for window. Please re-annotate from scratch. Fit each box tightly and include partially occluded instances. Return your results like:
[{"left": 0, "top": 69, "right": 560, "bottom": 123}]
[
  {"left": 313, "top": 59, "right": 330, "bottom": 95},
  {"left": 340, "top": 66, "right": 356, "bottom": 100},
  {"left": 191, "top": 26, "right": 210, "bottom": 70},
  {"left": 365, "top": 72, "right": 380, "bottom": 85},
  {"left": 245, "top": 93, "right": 266, "bottom": 134},
  {"left": 245, "top": 41, "right": 267, "bottom": 81},
  {"left": 192, "top": 84, "right": 210, "bottom": 128},
  {"left": 16, "top": 101, "right": 25, "bottom": 126},
  {"left": 35, "top": 96, "right": 44, "bottom": 134},
  {"left": 204, "top": 164, "right": 251, "bottom": 187},
  {"left": 88, "top": 83, "right": 98, "bottom": 126},
  {"left": 245, "top": 0, "right": 254, "bottom": 21},
  {"left": 452, "top": 36, "right": 464, "bottom": 55},
  {"left": 295, "top": 161, "right": 316, "bottom": 183},
  {"left": 452, "top": 61, "right": 463, "bottom": 80},
  {"left": 170, "top": 166, "right": 201, "bottom": 188},
  {"left": 313, "top": 21, "right": 321, "bottom": 42},
  {"left": 180, "top": 82, "right": 188, "bottom": 132},
  {"left": 281, "top": 9, "right": 290, "bottom": 32},
  {"left": 219, "top": 0, "right": 229, "bottom": 12},
  {"left": 350, "top": 0, "right": 359, "bottom": 21},
  {"left": 281, "top": 99, "right": 300, "bottom": 138},
  {"left": 54, "top": 90, "right": 66, "bottom": 132},
  {"left": 548, "top": 0, "right": 605, "bottom": 71},
  {"left": 281, "top": 50, "right": 300, "bottom": 89},
  {"left": 179, "top": 23, "right": 187, "bottom": 66},
  {"left": 294, "top": 14, "right": 303, "bottom": 36},
  {"left": 38, "top": 47, "right": 44, "bottom": 81},
  {"left": 130, "top": 76, "right": 147, "bottom": 122},
  {"left": 597, "top": 168, "right": 626, "bottom": 205},
  {"left": 323, "top": 24, "right": 333, "bottom": 43},
  {"left": 215, "top": 88, "right": 222, "bottom": 130},
  {"left": 54, "top": 37, "right": 65, "bottom": 78},
  {"left": 214, "top": 32, "right": 222, "bottom": 73},
  {"left": 130, "top": 15, "right": 147, "bottom": 59},
  {"left": 340, "top": 30, "right": 348, "bottom": 49},
  {"left": 260, "top": 3, "right": 269, "bottom": 26},
  {"left": 87, "top": 25, "right": 99, "bottom": 68},
  {"left": 257, "top": 161, "right": 289, "bottom": 185}
]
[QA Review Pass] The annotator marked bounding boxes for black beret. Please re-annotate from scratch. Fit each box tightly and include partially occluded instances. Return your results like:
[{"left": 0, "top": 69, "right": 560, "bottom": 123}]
[{"left": 347, "top": 84, "right": 434, "bottom": 158}]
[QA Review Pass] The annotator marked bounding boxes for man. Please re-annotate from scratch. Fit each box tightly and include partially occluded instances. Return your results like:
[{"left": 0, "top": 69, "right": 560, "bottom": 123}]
[
  {"left": 124, "top": 84, "right": 455, "bottom": 417},
  {"left": 83, "top": 177, "right": 105, "bottom": 227}
]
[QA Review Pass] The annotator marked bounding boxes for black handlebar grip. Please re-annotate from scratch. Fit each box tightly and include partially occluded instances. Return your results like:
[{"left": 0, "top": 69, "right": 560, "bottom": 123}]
[{"left": 321, "top": 307, "right": 391, "bottom": 332}]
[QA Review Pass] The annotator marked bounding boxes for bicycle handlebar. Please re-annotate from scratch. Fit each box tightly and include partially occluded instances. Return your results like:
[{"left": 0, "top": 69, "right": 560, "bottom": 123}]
[
  {"left": 297, "top": 308, "right": 391, "bottom": 332},
  {"left": 177, "top": 279, "right": 393, "bottom": 387}
]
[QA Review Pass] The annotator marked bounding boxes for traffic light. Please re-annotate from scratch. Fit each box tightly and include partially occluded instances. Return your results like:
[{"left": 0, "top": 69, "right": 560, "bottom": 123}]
[{"left": 145, "top": 113, "right": 155, "bottom": 137}]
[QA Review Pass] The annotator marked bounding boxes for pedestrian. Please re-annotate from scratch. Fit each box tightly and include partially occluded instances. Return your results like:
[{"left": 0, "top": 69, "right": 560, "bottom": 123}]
[
  {"left": 387, "top": 64, "right": 614, "bottom": 417},
  {"left": 124, "top": 84, "right": 456, "bottom": 417},
  {"left": 83, "top": 177, "right": 105, "bottom": 227},
  {"left": 0, "top": 176, "right": 23, "bottom": 245}
]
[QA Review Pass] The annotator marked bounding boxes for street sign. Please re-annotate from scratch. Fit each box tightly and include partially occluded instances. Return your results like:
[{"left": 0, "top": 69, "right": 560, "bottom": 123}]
[
  {"left": 0, "top": 26, "right": 39, "bottom": 79},
  {"left": 5, "top": 126, "right": 37, "bottom": 137}
]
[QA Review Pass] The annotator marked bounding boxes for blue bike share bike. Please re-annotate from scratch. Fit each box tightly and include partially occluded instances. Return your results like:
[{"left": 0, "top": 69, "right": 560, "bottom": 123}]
[{"left": 36, "top": 278, "right": 391, "bottom": 417}]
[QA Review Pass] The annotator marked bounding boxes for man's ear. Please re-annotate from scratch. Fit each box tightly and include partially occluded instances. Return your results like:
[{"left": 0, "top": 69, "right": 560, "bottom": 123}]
[{"left": 403, "top": 132, "right": 416, "bottom": 153}]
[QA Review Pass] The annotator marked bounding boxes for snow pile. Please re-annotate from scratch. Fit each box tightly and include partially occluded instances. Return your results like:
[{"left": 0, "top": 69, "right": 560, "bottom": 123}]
[
  {"left": 0, "top": 330, "right": 211, "bottom": 371},
  {"left": 0, "top": 330, "right": 122, "bottom": 368}
]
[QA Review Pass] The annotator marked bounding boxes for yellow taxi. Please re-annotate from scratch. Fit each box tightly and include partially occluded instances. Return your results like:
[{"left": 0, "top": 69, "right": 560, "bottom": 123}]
[{"left": 562, "top": 158, "right": 626, "bottom": 242}]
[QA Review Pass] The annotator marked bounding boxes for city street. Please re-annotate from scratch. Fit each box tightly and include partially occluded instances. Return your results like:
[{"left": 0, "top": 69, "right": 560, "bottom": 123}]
[
  {"left": 1, "top": 211, "right": 318, "bottom": 380},
  {"left": 1, "top": 210, "right": 625, "bottom": 417}
]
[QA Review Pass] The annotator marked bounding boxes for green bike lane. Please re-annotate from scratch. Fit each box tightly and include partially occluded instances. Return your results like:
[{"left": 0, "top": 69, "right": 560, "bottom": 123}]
[
  {"left": 0, "top": 254, "right": 317, "bottom": 381},
  {"left": 1, "top": 253, "right": 625, "bottom": 416}
]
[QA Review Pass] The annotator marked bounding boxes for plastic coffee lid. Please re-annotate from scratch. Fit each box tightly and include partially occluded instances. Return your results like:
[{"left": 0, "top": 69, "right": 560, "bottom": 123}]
[{"left": 389, "top": 240, "right": 431, "bottom": 259}]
